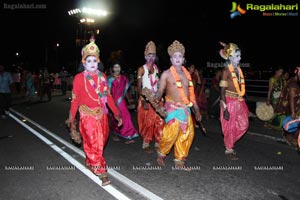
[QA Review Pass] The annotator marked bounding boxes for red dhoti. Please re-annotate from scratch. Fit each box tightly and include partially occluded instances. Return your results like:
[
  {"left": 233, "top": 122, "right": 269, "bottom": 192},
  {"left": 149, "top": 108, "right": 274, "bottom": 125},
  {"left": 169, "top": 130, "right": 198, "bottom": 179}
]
[{"left": 79, "top": 106, "right": 109, "bottom": 175}]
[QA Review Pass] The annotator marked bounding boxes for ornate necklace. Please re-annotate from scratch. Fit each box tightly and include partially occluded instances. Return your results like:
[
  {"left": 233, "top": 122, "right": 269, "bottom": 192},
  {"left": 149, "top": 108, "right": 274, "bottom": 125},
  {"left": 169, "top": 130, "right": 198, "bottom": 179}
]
[
  {"left": 84, "top": 70, "right": 108, "bottom": 104},
  {"left": 170, "top": 66, "right": 195, "bottom": 107},
  {"left": 228, "top": 64, "right": 245, "bottom": 97}
]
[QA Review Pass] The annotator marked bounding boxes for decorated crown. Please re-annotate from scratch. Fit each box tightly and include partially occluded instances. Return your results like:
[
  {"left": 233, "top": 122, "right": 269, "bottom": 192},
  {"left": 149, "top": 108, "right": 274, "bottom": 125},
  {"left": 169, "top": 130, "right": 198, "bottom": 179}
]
[
  {"left": 144, "top": 41, "right": 156, "bottom": 56},
  {"left": 81, "top": 36, "right": 100, "bottom": 63},
  {"left": 167, "top": 40, "right": 185, "bottom": 56},
  {"left": 219, "top": 41, "right": 240, "bottom": 60}
]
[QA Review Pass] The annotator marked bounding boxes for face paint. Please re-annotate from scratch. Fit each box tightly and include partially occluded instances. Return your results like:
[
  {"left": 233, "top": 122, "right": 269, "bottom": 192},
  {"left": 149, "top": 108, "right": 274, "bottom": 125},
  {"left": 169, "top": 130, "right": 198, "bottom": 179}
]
[
  {"left": 170, "top": 52, "right": 184, "bottom": 67},
  {"left": 84, "top": 56, "right": 98, "bottom": 72},
  {"left": 145, "top": 53, "right": 156, "bottom": 64},
  {"left": 229, "top": 50, "right": 241, "bottom": 66}
]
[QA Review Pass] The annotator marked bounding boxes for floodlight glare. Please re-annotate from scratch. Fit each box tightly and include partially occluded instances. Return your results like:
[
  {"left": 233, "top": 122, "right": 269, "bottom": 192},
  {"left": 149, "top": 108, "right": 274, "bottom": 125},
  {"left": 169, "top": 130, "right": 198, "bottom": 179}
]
[{"left": 82, "top": 7, "right": 107, "bottom": 16}]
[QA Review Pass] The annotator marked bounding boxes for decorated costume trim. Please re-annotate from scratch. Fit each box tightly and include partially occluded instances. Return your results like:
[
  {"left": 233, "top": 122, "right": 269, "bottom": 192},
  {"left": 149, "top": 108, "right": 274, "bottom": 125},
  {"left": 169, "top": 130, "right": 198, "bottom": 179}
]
[
  {"left": 170, "top": 66, "right": 195, "bottom": 107},
  {"left": 84, "top": 70, "right": 108, "bottom": 112},
  {"left": 228, "top": 64, "right": 245, "bottom": 97}
]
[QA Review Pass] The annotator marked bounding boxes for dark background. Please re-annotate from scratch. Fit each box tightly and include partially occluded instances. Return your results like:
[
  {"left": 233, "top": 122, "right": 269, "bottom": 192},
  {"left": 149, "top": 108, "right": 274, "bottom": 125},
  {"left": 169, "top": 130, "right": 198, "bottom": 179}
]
[{"left": 1, "top": 0, "right": 299, "bottom": 73}]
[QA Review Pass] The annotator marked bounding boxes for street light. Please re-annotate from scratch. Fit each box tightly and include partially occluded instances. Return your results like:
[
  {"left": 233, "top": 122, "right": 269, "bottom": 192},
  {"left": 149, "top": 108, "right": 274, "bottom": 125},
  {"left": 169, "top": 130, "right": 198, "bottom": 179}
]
[
  {"left": 68, "top": 7, "right": 108, "bottom": 47},
  {"left": 55, "top": 43, "right": 60, "bottom": 66},
  {"left": 68, "top": 6, "right": 108, "bottom": 72}
]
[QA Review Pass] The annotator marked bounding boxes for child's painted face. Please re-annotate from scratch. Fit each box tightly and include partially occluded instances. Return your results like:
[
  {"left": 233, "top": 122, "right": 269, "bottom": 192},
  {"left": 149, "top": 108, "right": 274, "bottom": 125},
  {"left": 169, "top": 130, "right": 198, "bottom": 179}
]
[{"left": 84, "top": 56, "right": 98, "bottom": 72}]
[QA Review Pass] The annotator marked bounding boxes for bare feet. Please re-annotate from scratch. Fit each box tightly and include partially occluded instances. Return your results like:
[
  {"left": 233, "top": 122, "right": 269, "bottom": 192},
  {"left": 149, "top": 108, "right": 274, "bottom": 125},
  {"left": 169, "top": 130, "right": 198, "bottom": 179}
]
[
  {"left": 174, "top": 163, "right": 192, "bottom": 171},
  {"left": 225, "top": 153, "right": 239, "bottom": 160},
  {"left": 125, "top": 140, "right": 135, "bottom": 144},
  {"left": 112, "top": 136, "right": 120, "bottom": 141},
  {"left": 157, "top": 157, "right": 165, "bottom": 166},
  {"left": 143, "top": 147, "right": 153, "bottom": 153},
  {"left": 100, "top": 177, "right": 111, "bottom": 186}
]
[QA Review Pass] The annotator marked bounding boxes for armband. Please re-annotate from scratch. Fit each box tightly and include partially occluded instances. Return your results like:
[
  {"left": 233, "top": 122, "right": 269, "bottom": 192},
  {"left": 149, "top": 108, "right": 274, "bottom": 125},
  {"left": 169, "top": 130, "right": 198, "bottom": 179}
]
[
  {"left": 137, "top": 76, "right": 142, "bottom": 79},
  {"left": 219, "top": 80, "right": 228, "bottom": 87}
]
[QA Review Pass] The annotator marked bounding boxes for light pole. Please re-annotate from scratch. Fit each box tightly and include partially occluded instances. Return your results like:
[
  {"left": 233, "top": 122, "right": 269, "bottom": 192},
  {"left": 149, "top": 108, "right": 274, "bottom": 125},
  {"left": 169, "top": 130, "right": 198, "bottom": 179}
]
[{"left": 56, "top": 43, "right": 60, "bottom": 67}]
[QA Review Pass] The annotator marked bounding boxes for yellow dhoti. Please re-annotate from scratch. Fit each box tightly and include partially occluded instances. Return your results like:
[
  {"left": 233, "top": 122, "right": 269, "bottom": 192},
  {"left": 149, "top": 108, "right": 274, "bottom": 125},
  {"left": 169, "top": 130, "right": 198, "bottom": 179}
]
[{"left": 158, "top": 99, "right": 194, "bottom": 162}]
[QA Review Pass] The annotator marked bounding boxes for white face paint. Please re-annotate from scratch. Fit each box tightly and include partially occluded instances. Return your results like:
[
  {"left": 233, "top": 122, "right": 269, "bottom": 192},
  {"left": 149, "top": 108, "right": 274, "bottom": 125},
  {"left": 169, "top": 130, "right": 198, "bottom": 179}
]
[
  {"left": 112, "top": 64, "right": 121, "bottom": 75},
  {"left": 84, "top": 56, "right": 98, "bottom": 72},
  {"left": 170, "top": 52, "right": 184, "bottom": 67},
  {"left": 229, "top": 50, "right": 241, "bottom": 66},
  {"left": 145, "top": 53, "right": 156, "bottom": 65}
]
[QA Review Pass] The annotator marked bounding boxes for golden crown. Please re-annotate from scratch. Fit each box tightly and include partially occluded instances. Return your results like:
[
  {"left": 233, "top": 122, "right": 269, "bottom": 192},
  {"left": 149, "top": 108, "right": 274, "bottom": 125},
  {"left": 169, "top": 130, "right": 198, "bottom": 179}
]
[
  {"left": 219, "top": 41, "right": 240, "bottom": 60},
  {"left": 167, "top": 40, "right": 185, "bottom": 56},
  {"left": 81, "top": 36, "right": 100, "bottom": 63},
  {"left": 144, "top": 41, "right": 156, "bottom": 56}
]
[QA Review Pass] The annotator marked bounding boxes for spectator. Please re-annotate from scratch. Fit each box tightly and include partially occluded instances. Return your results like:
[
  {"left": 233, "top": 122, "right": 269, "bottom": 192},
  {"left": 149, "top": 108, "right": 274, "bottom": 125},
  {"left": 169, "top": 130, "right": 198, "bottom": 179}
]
[{"left": 0, "top": 65, "right": 13, "bottom": 119}]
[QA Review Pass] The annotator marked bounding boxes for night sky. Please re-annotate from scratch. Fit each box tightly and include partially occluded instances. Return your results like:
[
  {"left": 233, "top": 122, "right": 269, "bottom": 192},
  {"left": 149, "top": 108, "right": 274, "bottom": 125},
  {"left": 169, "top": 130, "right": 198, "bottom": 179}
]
[{"left": 1, "top": 0, "right": 299, "bottom": 73}]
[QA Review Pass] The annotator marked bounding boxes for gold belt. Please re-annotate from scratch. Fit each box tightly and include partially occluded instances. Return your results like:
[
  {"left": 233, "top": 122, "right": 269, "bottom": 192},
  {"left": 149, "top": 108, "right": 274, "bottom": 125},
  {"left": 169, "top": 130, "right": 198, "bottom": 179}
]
[
  {"left": 225, "top": 90, "right": 244, "bottom": 101},
  {"left": 79, "top": 105, "right": 103, "bottom": 117}
]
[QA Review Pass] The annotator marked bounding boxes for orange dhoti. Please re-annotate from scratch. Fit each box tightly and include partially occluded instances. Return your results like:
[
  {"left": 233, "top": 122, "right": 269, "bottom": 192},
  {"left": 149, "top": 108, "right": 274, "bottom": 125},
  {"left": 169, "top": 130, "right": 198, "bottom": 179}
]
[
  {"left": 157, "top": 100, "right": 194, "bottom": 162},
  {"left": 79, "top": 106, "right": 109, "bottom": 175},
  {"left": 137, "top": 97, "right": 164, "bottom": 148}
]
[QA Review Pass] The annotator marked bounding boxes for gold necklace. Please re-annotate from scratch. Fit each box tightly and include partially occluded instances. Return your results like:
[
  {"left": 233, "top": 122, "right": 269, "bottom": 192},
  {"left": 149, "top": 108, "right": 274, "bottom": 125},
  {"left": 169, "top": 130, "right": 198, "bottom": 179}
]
[{"left": 84, "top": 75, "right": 100, "bottom": 104}]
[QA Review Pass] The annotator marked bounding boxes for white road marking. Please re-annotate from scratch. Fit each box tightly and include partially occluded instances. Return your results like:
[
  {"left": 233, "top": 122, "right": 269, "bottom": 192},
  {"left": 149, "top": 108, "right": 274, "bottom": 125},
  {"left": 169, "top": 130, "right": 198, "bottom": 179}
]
[
  {"left": 247, "top": 131, "right": 285, "bottom": 143},
  {"left": 9, "top": 112, "right": 132, "bottom": 200},
  {"left": 9, "top": 108, "right": 164, "bottom": 200}
]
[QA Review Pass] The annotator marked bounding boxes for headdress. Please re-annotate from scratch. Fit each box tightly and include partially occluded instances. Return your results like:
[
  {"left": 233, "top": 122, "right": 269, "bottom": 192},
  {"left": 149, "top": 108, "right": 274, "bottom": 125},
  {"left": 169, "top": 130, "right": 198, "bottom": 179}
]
[
  {"left": 167, "top": 40, "right": 185, "bottom": 56},
  {"left": 144, "top": 41, "right": 156, "bottom": 56},
  {"left": 81, "top": 35, "right": 100, "bottom": 63},
  {"left": 219, "top": 41, "right": 240, "bottom": 60}
]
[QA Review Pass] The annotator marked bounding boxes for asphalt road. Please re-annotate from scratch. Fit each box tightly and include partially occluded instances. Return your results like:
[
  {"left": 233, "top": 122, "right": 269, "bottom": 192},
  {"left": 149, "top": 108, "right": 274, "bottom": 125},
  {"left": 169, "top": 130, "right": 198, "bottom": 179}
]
[{"left": 1, "top": 92, "right": 299, "bottom": 200}]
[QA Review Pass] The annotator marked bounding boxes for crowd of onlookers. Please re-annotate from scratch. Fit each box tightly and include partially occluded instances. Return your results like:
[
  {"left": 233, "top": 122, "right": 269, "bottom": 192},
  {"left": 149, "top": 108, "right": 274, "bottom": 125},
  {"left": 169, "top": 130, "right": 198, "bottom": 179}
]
[{"left": 0, "top": 65, "right": 74, "bottom": 114}]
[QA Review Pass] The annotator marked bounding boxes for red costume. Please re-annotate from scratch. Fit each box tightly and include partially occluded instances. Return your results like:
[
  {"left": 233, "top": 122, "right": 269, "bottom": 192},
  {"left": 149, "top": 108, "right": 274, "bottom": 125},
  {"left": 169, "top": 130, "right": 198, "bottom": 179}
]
[
  {"left": 68, "top": 37, "right": 120, "bottom": 186},
  {"left": 70, "top": 71, "right": 119, "bottom": 175}
]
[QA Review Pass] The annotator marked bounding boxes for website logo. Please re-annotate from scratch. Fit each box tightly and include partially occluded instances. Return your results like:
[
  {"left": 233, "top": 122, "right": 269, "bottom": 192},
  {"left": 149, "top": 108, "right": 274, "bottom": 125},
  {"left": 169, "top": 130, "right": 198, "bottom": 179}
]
[{"left": 230, "top": 2, "right": 246, "bottom": 19}]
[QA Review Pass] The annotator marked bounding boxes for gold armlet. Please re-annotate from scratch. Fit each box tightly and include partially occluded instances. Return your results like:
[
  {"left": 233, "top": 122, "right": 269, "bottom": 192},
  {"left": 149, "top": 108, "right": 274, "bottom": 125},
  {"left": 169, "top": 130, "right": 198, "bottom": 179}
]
[{"left": 219, "top": 80, "right": 228, "bottom": 87}]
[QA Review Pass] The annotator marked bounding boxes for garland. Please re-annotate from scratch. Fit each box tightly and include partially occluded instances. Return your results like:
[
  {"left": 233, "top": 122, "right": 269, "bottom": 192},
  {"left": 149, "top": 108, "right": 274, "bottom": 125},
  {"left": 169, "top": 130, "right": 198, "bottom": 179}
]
[
  {"left": 146, "top": 64, "right": 159, "bottom": 92},
  {"left": 84, "top": 70, "right": 108, "bottom": 106},
  {"left": 170, "top": 66, "right": 195, "bottom": 107},
  {"left": 228, "top": 64, "right": 245, "bottom": 97}
]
